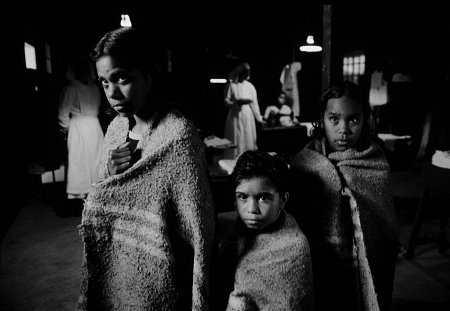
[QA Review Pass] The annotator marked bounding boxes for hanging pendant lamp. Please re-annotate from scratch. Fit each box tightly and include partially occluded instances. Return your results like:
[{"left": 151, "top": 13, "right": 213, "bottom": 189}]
[{"left": 299, "top": 35, "right": 322, "bottom": 52}]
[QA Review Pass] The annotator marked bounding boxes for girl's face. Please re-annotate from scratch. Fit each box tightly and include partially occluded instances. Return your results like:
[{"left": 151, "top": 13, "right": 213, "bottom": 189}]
[
  {"left": 235, "top": 177, "right": 288, "bottom": 231},
  {"left": 96, "top": 56, "right": 152, "bottom": 117},
  {"left": 323, "top": 95, "right": 364, "bottom": 152}
]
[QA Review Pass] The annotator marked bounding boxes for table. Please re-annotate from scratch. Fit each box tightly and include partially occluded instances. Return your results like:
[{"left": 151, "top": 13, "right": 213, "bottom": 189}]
[
  {"left": 257, "top": 124, "right": 308, "bottom": 161},
  {"left": 378, "top": 133, "right": 415, "bottom": 171},
  {"left": 377, "top": 133, "right": 412, "bottom": 152}
]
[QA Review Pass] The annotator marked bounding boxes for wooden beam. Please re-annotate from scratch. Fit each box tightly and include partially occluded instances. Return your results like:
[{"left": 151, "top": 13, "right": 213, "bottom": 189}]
[{"left": 322, "top": 5, "right": 332, "bottom": 92}]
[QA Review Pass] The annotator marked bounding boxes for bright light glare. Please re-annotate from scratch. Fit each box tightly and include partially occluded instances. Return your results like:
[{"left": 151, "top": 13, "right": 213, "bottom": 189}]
[
  {"left": 299, "top": 45, "right": 322, "bottom": 52},
  {"left": 24, "top": 42, "right": 37, "bottom": 70},
  {"left": 210, "top": 78, "right": 227, "bottom": 84},
  {"left": 120, "top": 14, "right": 132, "bottom": 27}
]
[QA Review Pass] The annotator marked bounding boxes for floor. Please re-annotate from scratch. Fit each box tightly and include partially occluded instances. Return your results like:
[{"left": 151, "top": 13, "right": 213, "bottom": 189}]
[
  {"left": 1, "top": 183, "right": 449, "bottom": 311},
  {"left": 391, "top": 198, "right": 450, "bottom": 310}
]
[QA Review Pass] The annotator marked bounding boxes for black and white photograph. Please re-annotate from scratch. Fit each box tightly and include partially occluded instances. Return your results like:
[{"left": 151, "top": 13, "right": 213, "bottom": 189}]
[{"left": 2, "top": 2, "right": 449, "bottom": 310}]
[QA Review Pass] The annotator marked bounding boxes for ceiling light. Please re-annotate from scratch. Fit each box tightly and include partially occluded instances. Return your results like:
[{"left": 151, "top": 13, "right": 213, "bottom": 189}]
[
  {"left": 299, "top": 35, "right": 322, "bottom": 52},
  {"left": 210, "top": 78, "right": 227, "bottom": 84},
  {"left": 120, "top": 14, "right": 132, "bottom": 27}
]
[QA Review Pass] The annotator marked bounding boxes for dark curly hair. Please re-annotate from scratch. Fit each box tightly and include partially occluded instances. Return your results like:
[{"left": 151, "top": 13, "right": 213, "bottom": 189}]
[{"left": 231, "top": 150, "right": 290, "bottom": 195}]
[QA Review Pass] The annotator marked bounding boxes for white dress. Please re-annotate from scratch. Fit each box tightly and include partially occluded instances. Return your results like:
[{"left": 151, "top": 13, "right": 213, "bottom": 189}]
[
  {"left": 223, "top": 80, "right": 263, "bottom": 159},
  {"left": 58, "top": 80, "right": 104, "bottom": 198}
]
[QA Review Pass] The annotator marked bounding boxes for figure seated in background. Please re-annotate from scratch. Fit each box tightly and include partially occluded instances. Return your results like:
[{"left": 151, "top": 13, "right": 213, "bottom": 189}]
[{"left": 264, "top": 92, "right": 298, "bottom": 127}]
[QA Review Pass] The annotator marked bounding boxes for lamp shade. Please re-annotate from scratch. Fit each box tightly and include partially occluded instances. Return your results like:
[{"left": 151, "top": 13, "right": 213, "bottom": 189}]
[{"left": 299, "top": 35, "right": 322, "bottom": 52}]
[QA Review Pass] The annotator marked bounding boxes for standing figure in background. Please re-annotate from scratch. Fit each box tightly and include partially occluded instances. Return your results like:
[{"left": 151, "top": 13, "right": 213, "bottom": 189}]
[
  {"left": 58, "top": 56, "right": 104, "bottom": 213},
  {"left": 289, "top": 81, "right": 398, "bottom": 311},
  {"left": 280, "top": 61, "right": 302, "bottom": 119},
  {"left": 223, "top": 62, "right": 265, "bottom": 159},
  {"left": 79, "top": 27, "right": 215, "bottom": 310}
]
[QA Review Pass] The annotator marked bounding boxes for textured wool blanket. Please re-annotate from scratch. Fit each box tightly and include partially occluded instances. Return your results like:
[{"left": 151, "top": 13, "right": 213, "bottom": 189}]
[
  {"left": 78, "top": 109, "right": 215, "bottom": 310},
  {"left": 290, "top": 138, "right": 398, "bottom": 311},
  {"left": 214, "top": 211, "right": 313, "bottom": 311}
]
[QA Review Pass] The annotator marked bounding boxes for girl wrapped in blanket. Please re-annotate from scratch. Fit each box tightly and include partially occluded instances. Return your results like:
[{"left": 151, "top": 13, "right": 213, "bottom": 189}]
[
  {"left": 289, "top": 81, "right": 399, "bottom": 311},
  {"left": 213, "top": 150, "right": 313, "bottom": 311},
  {"left": 78, "top": 27, "right": 215, "bottom": 311}
]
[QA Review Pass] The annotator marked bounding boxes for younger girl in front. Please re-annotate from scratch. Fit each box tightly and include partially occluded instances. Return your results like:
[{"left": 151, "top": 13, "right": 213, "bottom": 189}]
[
  {"left": 213, "top": 150, "right": 313, "bottom": 311},
  {"left": 289, "top": 81, "right": 399, "bottom": 311}
]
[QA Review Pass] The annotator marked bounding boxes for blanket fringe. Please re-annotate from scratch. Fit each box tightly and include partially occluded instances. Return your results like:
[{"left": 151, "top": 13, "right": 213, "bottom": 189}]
[{"left": 344, "top": 187, "right": 380, "bottom": 311}]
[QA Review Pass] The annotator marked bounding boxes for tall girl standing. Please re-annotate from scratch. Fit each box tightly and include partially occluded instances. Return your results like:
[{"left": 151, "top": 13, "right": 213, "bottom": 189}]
[{"left": 78, "top": 27, "right": 215, "bottom": 311}]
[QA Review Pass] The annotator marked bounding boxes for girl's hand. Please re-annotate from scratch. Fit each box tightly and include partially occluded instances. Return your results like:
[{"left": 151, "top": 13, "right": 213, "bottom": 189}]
[{"left": 108, "top": 142, "right": 132, "bottom": 176}]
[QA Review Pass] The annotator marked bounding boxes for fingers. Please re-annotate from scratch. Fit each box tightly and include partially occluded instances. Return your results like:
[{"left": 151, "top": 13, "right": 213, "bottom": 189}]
[
  {"left": 115, "top": 162, "right": 132, "bottom": 173},
  {"left": 117, "top": 142, "right": 130, "bottom": 149},
  {"left": 111, "top": 149, "right": 131, "bottom": 161},
  {"left": 108, "top": 142, "right": 132, "bottom": 176},
  {"left": 108, "top": 161, "right": 131, "bottom": 176},
  {"left": 115, "top": 142, "right": 131, "bottom": 155}
]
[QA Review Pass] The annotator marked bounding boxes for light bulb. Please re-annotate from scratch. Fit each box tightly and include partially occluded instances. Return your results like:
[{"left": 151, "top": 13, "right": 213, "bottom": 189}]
[
  {"left": 299, "top": 35, "right": 322, "bottom": 52},
  {"left": 120, "top": 14, "right": 132, "bottom": 27}
]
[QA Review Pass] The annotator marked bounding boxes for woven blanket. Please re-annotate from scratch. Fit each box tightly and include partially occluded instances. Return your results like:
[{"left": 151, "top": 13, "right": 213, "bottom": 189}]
[
  {"left": 215, "top": 211, "right": 313, "bottom": 311},
  {"left": 78, "top": 109, "right": 215, "bottom": 310},
  {"left": 290, "top": 138, "right": 399, "bottom": 311}
]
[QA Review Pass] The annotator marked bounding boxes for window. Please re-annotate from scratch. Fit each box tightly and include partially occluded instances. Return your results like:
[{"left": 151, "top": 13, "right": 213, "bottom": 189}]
[
  {"left": 24, "top": 42, "right": 37, "bottom": 70},
  {"left": 343, "top": 51, "right": 365, "bottom": 84}
]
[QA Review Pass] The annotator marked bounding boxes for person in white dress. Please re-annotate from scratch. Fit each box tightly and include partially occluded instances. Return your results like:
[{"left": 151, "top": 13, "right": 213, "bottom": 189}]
[
  {"left": 223, "top": 62, "right": 265, "bottom": 159},
  {"left": 58, "top": 57, "right": 104, "bottom": 204}
]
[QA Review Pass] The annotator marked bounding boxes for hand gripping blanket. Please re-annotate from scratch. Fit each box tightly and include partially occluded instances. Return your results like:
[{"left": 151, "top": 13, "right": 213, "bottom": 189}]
[
  {"left": 215, "top": 211, "right": 313, "bottom": 311},
  {"left": 290, "top": 138, "right": 399, "bottom": 311},
  {"left": 78, "top": 109, "right": 215, "bottom": 310}
]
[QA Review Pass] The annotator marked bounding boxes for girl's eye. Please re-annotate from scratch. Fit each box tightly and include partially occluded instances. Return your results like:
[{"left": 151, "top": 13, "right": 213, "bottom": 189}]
[
  {"left": 329, "top": 116, "right": 338, "bottom": 123},
  {"left": 258, "top": 194, "right": 271, "bottom": 202},
  {"left": 349, "top": 117, "right": 360, "bottom": 124},
  {"left": 117, "top": 76, "right": 129, "bottom": 84},
  {"left": 100, "top": 74, "right": 131, "bottom": 86},
  {"left": 98, "top": 78, "right": 108, "bottom": 86},
  {"left": 236, "top": 193, "right": 247, "bottom": 201}
]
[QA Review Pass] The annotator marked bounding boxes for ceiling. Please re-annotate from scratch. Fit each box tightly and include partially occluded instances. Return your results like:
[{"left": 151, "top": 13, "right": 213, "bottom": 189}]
[
  {"left": 15, "top": 3, "right": 450, "bottom": 77},
  {"left": 8, "top": 2, "right": 450, "bottom": 133}
]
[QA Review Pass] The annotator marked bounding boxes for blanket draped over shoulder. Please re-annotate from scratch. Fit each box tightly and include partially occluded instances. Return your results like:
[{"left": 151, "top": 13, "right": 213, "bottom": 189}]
[
  {"left": 214, "top": 211, "right": 313, "bottom": 311},
  {"left": 290, "top": 138, "right": 399, "bottom": 311},
  {"left": 78, "top": 109, "right": 215, "bottom": 311}
]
